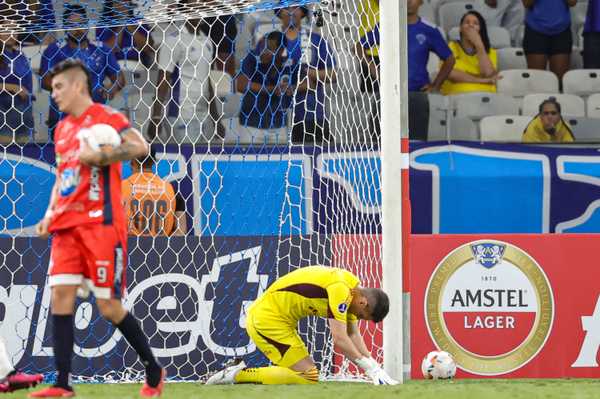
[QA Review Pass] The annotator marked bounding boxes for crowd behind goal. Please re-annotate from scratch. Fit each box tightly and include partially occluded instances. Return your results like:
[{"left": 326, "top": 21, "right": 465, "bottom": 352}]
[{"left": 1, "top": 0, "right": 599, "bottom": 145}]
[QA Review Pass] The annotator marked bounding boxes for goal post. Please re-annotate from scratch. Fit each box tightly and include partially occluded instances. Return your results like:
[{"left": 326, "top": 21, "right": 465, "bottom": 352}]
[
  {"left": 380, "top": 0, "right": 408, "bottom": 382},
  {"left": 0, "top": 0, "right": 408, "bottom": 384}
]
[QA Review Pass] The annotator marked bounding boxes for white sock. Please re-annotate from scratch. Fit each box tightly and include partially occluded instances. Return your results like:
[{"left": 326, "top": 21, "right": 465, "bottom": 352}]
[{"left": 0, "top": 339, "right": 14, "bottom": 380}]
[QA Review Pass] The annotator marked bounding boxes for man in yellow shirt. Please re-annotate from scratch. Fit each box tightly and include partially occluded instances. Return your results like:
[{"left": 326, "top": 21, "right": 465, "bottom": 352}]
[{"left": 206, "top": 266, "right": 397, "bottom": 385}]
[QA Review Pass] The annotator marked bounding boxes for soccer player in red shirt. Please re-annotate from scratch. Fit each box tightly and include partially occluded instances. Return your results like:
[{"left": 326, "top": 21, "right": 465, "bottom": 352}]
[{"left": 31, "top": 59, "right": 164, "bottom": 398}]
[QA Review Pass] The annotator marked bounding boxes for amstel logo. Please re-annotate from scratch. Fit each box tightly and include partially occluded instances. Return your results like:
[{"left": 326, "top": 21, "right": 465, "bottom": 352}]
[{"left": 424, "top": 240, "right": 554, "bottom": 375}]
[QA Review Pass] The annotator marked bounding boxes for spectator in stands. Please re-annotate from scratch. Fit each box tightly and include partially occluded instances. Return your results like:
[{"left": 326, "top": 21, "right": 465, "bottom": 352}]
[
  {"left": 148, "top": 18, "right": 225, "bottom": 143},
  {"left": 477, "top": 0, "right": 525, "bottom": 44},
  {"left": 0, "top": 24, "right": 34, "bottom": 142},
  {"left": 583, "top": 0, "right": 600, "bottom": 68},
  {"left": 122, "top": 148, "right": 187, "bottom": 236},
  {"left": 235, "top": 31, "right": 293, "bottom": 145},
  {"left": 358, "top": 0, "right": 379, "bottom": 94},
  {"left": 200, "top": 16, "right": 238, "bottom": 77},
  {"left": 97, "top": 0, "right": 155, "bottom": 68},
  {"left": 176, "top": 0, "right": 238, "bottom": 76},
  {"left": 1, "top": 0, "right": 56, "bottom": 45},
  {"left": 441, "top": 11, "right": 499, "bottom": 95},
  {"left": 357, "top": 0, "right": 456, "bottom": 140},
  {"left": 522, "top": 0, "right": 577, "bottom": 81},
  {"left": 522, "top": 97, "right": 574, "bottom": 142},
  {"left": 39, "top": 4, "right": 125, "bottom": 136},
  {"left": 276, "top": 6, "right": 337, "bottom": 144}
]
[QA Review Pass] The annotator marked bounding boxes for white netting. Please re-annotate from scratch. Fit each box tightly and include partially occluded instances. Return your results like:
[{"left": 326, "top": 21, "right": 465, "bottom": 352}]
[{"left": 0, "top": 0, "right": 385, "bottom": 384}]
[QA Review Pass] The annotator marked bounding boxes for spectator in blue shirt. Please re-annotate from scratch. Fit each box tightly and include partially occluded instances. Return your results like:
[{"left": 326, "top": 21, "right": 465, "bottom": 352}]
[
  {"left": 356, "top": 0, "right": 454, "bottom": 140},
  {"left": 39, "top": 4, "right": 125, "bottom": 136},
  {"left": 235, "top": 31, "right": 293, "bottom": 145},
  {"left": 584, "top": 0, "right": 600, "bottom": 68},
  {"left": 523, "top": 0, "right": 577, "bottom": 81},
  {"left": 276, "top": 6, "right": 337, "bottom": 144},
  {"left": 0, "top": 26, "right": 34, "bottom": 141},
  {"left": 96, "top": 0, "right": 155, "bottom": 68}
]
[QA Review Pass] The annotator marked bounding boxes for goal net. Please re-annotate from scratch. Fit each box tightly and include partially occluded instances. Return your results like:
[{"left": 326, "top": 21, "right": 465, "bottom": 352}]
[{"left": 0, "top": 0, "right": 389, "bottom": 383}]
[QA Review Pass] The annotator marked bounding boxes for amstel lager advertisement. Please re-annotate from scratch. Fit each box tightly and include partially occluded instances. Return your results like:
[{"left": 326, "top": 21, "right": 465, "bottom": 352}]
[{"left": 411, "top": 235, "right": 600, "bottom": 378}]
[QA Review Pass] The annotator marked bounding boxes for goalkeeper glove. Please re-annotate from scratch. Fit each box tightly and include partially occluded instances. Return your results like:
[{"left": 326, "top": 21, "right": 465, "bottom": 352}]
[{"left": 354, "top": 357, "right": 399, "bottom": 385}]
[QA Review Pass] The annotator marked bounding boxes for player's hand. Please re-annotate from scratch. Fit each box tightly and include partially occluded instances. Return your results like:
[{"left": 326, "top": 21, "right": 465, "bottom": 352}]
[
  {"left": 36, "top": 217, "right": 51, "bottom": 239},
  {"left": 79, "top": 139, "right": 106, "bottom": 167},
  {"left": 355, "top": 357, "right": 399, "bottom": 385},
  {"left": 366, "top": 367, "right": 399, "bottom": 385},
  {"left": 463, "top": 26, "right": 484, "bottom": 51}
]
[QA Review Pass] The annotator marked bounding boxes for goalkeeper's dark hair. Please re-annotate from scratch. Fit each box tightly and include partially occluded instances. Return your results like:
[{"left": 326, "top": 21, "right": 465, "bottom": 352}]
[
  {"left": 365, "top": 288, "right": 390, "bottom": 323},
  {"left": 49, "top": 58, "right": 93, "bottom": 97}
]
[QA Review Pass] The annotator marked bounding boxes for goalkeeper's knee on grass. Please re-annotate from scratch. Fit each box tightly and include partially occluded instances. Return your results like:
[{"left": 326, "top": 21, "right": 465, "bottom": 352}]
[{"left": 235, "top": 366, "right": 319, "bottom": 384}]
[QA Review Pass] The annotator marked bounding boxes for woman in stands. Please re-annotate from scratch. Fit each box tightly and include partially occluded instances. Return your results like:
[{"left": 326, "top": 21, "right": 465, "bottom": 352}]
[
  {"left": 441, "top": 10, "right": 499, "bottom": 95},
  {"left": 523, "top": 0, "right": 576, "bottom": 82},
  {"left": 0, "top": 24, "right": 34, "bottom": 142},
  {"left": 522, "top": 97, "right": 575, "bottom": 142}
]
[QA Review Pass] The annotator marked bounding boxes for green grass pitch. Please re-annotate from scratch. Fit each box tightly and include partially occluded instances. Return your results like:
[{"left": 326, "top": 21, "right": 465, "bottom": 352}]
[{"left": 7, "top": 379, "right": 600, "bottom": 399}]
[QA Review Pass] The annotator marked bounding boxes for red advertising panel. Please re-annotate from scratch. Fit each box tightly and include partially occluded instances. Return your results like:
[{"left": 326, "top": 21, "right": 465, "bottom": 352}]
[{"left": 411, "top": 234, "right": 600, "bottom": 378}]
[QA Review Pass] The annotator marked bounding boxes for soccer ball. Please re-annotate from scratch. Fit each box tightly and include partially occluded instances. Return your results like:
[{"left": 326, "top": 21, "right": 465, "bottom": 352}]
[
  {"left": 421, "top": 350, "right": 457, "bottom": 380},
  {"left": 78, "top": 123, "right": 121, "bottom": 151}
]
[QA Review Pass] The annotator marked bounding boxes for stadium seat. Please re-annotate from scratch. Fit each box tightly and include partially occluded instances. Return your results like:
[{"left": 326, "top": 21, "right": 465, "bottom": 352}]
[
  {"left": 210, "top": 70, "right": 233, "bottom": 98},
  {"left": 480, "top": 115, "right": 531, "bottom": 142},
  {"left": 420, "top": 2, "right": 437, "bottom": 24},
  {"left": 571, "top": 48, "right": 584, "bottom": 70},
  {"left": 565, "top": 117, "right": 600, "bottom": 142},
  {"left": 221, "top": 93, "right": 242, "bottom": 118},
  {"left": 438, "top": 2, "right": 478, "bottom": 33},
  {"left": 497, "top": 69, "right": 559, "bottom": 97},
  {"left": 587, "top": 94, "right": 600, "bottom": 118},
  {"left": 427, "top": 94, "right": 452, "bottom": 140},
  {"left": 521, "top": 93, "right": 586, "bottom": 117},
  {"left": 563, "top": 69, "right": 600, "bottom": 96},
  {"left": 514, "top": 24, "right": 525, "bottom": 47},
  {"left": 453, "top": 92, "right": 520, "bottom": 122},
  {"left": 448, "top": 26, "right": 511, "bottom": 48},
  {"left": 497, "top": 47, "right": 527, "bottom": 71},
  {"left": 428, "top": 116, "right": 479, "bottom": 141},
  {"left": 32, "top": 94, "right": 50, "bottom": 143}
]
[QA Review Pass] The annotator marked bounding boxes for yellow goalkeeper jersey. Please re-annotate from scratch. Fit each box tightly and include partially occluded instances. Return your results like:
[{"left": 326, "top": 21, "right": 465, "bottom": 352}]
[{"left": 252, "top": 266, "right": 361, "bottom": 325}]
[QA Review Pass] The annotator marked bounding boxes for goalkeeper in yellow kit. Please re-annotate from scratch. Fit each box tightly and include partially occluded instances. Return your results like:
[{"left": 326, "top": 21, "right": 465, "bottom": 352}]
[{"left": 206, "top": 266, "right": 398, "bottom": 385}]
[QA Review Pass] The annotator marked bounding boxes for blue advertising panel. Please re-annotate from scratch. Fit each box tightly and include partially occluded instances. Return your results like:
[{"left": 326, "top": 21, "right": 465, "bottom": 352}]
[{"left": 4, "top": 142, "right": 600, "bottom": 235}]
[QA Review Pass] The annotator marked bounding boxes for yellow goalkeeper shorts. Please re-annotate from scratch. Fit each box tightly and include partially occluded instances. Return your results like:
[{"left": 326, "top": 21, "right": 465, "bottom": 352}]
[{"left": 246, "top": 300, "right": 310, "bottom": 368}]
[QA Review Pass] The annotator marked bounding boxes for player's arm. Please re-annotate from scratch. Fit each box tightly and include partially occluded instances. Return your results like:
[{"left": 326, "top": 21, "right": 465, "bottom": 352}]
[
  {"left": 80, "top": 127, "right": 149, "bottom": 167},
  {"left": 36, "top": 172, "right": 61, "bottom": 239},
  {"left": 346, "top": 321, "right": 372, "bottom": 359},
  {"left": 329, "top": 318, "right": 398, "bottom": 385},
  {"left": 328, "top": 318, "right": 364, "bottom": 361}
]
